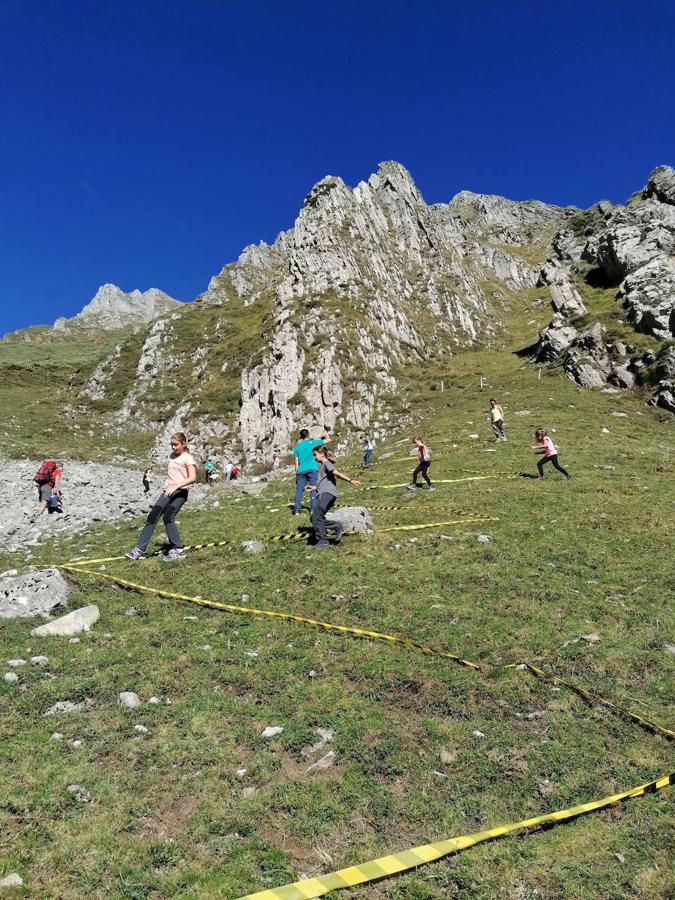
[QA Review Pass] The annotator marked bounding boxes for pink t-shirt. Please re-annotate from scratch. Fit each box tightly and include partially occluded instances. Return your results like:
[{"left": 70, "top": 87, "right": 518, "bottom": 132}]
[
  {"left": 543, "top": 436, "right": 557, "bottom": 457},
  {"left": 418, "top": 443, "right": 430, "bottom": 462},
  {"left": 164, "top": 451, "right": 195, "bottom": 493}
]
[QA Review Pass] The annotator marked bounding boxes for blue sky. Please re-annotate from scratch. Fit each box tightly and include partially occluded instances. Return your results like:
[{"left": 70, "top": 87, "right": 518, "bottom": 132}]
[{"left": 1, "top": 0, "right": 673, "bottom": 335}]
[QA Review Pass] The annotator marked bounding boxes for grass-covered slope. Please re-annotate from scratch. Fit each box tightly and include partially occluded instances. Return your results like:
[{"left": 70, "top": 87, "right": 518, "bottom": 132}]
[{"left": 1, "top": 345, "right": 673, "bottom": 898}]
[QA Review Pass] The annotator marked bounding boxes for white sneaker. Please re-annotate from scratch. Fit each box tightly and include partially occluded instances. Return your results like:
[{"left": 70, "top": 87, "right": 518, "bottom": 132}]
[
  {"left": 406, "top": 484, "right": 418, "bottom": 491},
  {"left": 427, "top": 485, "right": 436, "bottom": 492},
  {"left": 163, "top": 548, "right": 186, "bottom": 561}
]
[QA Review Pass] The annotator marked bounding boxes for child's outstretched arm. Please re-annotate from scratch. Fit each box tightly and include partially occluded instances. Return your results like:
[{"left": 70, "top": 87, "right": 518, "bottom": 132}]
[{"left": 334, "top": 469, "right": 360, "bottom": 485}]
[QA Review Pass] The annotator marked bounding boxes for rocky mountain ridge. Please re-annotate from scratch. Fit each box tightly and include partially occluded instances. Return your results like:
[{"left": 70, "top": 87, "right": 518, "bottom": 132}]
[
  {"left": 53, "top": 283, "right": 180, "bottom": 332},
  {"left": 1, "top": 161, "right": 673, "bottom": 471}
]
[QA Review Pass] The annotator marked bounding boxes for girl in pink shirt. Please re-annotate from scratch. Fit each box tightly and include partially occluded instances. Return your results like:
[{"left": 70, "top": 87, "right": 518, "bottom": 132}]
[
  {"left": 126, "top": 432, "right": 197, "bottom": 561},
  {"left": 407, "top": 436, "right": 435, "bottom": 491},
  {"left": 532, "top": 428, "right": 572, "bottom": 480}
]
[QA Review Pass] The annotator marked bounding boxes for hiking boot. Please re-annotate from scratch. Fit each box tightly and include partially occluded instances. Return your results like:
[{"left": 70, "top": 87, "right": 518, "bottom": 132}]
[
  {"left": 312, "top": 541, "right": 330, "bottom": 550},
  {"left": 163, "top": 548, "right": 186, "bottom": 561},
  {"left": 406, "top": 483, "right": 418, "bottom": 491},
  {"left": 125, "top": 548, "right": 147, "bottom": 560}
]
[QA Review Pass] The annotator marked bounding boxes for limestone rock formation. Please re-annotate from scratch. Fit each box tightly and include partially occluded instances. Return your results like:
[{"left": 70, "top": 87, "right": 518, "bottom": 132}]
[
  {"left": 581, "top": 165, "right": 675, "bottom": 340},
  {"left": 54, "top": 283, "right": 180, "bottom": 332},
  {"left": 0, "top": 568, "right": 70, "bottom": 619}
]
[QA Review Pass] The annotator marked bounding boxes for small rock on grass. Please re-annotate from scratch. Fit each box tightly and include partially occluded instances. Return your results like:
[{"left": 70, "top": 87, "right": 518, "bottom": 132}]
[
  {"left": 119, "top": 691, "right": 141, "bottom": 709},
  {"left": 307, "top": 750, "right": 335, "bottom": 773},
  {"left": 148, "top": 696, "right": 161, "bottom": 705},
  {"left": 582, "top": 632, "right": 601, "bottom": 644},
  {"left": 67, "top": 783, "right": 92, "bottom": 803},
  {"left": 242, "top": 540, "right": 264, "bottom": 554},
  {"left": 664, "top": 643, "right": 675, "bottom": 656},
  {"left": 0, "top": 873, "right": 24, "bottom": 888},
  {"left": 30, "top": 655, "right": 49, "bottom": 666},
  {"left": 477, "top": 534, "right": 493, "bottom": 543},
  {"left": 6, "top": 659, "right": 26, "bottom": 667},
  {"left": 134, "top": 725, "right": 149, "bottom": 734},
  {"left": 4, "top": 672, "right": 19, "bottom": 684},
  {"left": 261, "top": 725, "right": 283, "bottom": 739},
  {"left": 44, "top": 700, "right": 85, "bottom": 716}
]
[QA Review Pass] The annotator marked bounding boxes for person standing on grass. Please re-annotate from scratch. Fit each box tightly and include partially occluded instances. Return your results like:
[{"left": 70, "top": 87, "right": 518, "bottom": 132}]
[
  {"left": 532, "top": 428, "right": 572, "bottom": 481},
  {"left": 360, "top": 432, "right": 375, "bottom": 468},
  {"left": 126, "top": 432, "right": 197, "bottom": 561},
  {"left": 309, "top": 445, "right": 360, "bottom": 549},
  {"left": 489, "top": 399, "right": 506, "bottom": 441},
  {"left": 407, "top": 437, "right": 434, "bottom": 491},
  {"left": 32, "top": 459, "right": 63, "bottom": 520},
  {"left": 292, "top": 427, "right": 331, "bottom": 516}
]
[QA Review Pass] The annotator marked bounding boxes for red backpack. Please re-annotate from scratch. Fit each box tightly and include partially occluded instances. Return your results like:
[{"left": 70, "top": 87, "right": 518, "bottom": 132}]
[{"left": 34, "top": 460, "right": 58, "bottom": 485}]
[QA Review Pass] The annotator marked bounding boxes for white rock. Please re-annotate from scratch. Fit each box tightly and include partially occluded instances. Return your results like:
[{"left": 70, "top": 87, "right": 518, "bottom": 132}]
[
  {"left": 477, "top": 534, "right": 493, "bottom": 543},
  {"left": 0, "top": 873, "right": 24, "bottom": 888},
  {"left": 468, "top": 433, "right": 480, "bottom": 439},
  {"left": 44, "top": 700, "right": 85, "bottom": 716},
  {"left": 51, "top": 732, "right": 63, "bottom": 741},
  {"left": 0, "top": 569, "right": 18, "bottom": 578},
  {"left": 67, "top": 783, "right": 92, "bottom": 803},
  {"left": 4, "top": 672, "right": 19, "bottom": 684},
  {"left": 68, "top": 637, "right": 80, "bottom": 644},
  {"left": 472, "top": 730, "right": 485, "bottom": 738},
  {"left": 148, "top": 696, "right": 161, "bottom": 705},
  {"left": 601, "top": 427, "right": 610, "bottom": 433},
  {"left": 134, "top": 725, "right": 149, "bottom": 734},
  {"left": 32, "top": 604, "right": 99, "bottom": 637},
  {"left": 6, "top": 658, "right": 26, "bottom": 667},
  {"left": 68, "top": 739, "right": 82, "bottom": 749},
  {"left": 236, "top": 767, "right": 247, "bottom": 778},
  {"left": 242, "top": 540, "right": 264, "bottom": 554},
  {"left": 307, "top": 750, "right": 336, "bottom": 773},
  {"left": 30, "top": 655, "right": 49, "bottom": 666},
  {"left": 119, "top": 691, "right": 141, "bottom": 709},
  {"left": 261, "top": 725, "right": 283, "bottom": 739}
]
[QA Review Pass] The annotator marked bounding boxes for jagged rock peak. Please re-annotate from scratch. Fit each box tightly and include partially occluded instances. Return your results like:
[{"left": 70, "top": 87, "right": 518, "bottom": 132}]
[
  {"left": 54, "top": 283, "right": 181, "bottom": 331},
  {"left": 643, "top": 165, "right": 675, "bottom": 206}
]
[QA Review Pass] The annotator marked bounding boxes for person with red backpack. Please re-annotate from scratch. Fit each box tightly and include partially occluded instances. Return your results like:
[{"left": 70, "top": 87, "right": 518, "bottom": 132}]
[{"left": 33, "top": 460, "right": 63, "bottom": 518}]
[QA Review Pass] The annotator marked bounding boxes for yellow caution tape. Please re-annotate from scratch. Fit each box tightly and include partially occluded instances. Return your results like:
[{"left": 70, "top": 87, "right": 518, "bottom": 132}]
[
  {"left": 379, "top": 517, "right": 498, "bottom": 533},
  {"left": 360, "top": 474, "right": 515, "bottom": 491},
  {"left": 58, "top": 565, "right": 481, "bottom": 671},
  {"left": 523, "top": 663, "right": 675, "bottom": 741},
  {"left": 239, "top": 772, "right": 674, "bottom": 900}
]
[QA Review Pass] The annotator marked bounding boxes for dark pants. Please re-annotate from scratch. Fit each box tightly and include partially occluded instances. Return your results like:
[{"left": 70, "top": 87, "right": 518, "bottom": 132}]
[
  {"left": 136, "top": 490, "right": 188, "bottom": 550},
  {"left": 294, "top": 470, "right": 318, "bottom": 513},
  {"left": 311, "top": 493, "right": 338, "bottom": 544},
  {"left": 412, "top": 460, "right": 432, "bottom": 486},
  {"left": 537, "top": 455, "right": 570, "bottom": 479},
  {"left": 492, "top": 418, "right": 505, "bottom": 439},
  {"left": 363, "top": 449, "right": 373, "bottom": 467}
]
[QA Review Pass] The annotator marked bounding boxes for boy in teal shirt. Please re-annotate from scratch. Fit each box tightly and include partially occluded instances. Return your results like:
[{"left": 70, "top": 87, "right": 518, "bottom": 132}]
[{"left": 292, "top": 428, "right": 331, "bottom": 515}]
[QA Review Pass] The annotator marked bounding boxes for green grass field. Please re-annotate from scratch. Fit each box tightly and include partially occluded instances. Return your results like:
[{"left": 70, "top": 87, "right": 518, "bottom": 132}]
[{"left": 1, "top": 342, "right": 674, "bottom": 898}]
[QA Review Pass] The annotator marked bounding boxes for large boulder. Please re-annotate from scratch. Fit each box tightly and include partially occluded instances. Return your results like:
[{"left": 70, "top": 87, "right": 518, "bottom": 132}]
[
  {"left": 643, "top": 165, "right": 675, "bottom": 206},
  {"left": 326, "top": 506, "right": 373, "bottom": 534},
  {"left": 535, "top": 313, "right": 579, "bottom": 361},
  {"left": 0, "top": 568, "right": 69, "bottom": 620}
]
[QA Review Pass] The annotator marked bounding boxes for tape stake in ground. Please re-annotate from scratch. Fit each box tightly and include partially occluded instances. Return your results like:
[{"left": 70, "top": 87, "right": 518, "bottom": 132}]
[
  {"left": 239, "top": 773, "right": 674, "bottom": 900},
  {"left": 59, "top": 565, "right": 480, "bottom": 671}
]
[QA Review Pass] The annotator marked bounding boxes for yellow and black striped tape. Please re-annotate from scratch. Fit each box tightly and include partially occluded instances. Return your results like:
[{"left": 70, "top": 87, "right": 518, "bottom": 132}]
[
  {"left": 58, "top": 565, "right": 481, "bottom": 671},
  {"left": 239, "top": 772, "right": 674, "bottom": 899},
  {"left": 359, "top": 474, "right": 516, "bottom": 491},
  {"left": 379, "top": 517, "right": 498, "bottom": 533},
  {"left": 523, "top": 663, "right": 675, "bottom": 741}
]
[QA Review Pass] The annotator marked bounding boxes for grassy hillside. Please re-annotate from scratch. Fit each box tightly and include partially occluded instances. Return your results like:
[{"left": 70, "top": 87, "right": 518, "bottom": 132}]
[{"left": 1, "top": 339, "right": 673, "bottom": 897}]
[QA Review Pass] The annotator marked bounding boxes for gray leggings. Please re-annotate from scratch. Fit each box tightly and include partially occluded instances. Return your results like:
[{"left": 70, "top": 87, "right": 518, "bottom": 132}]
[{"left": 136, "top": 490, "right": 188, "bottom": 550}]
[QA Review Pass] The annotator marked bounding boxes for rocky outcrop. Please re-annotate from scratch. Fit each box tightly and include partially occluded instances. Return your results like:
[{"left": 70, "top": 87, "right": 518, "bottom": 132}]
[
  {"left": 537, "top": 260, "right": 587, "bottom": 317},
  {"left": 581, "top": 166, "right": 675, "bottom": 340},
  {"left": 54, "top": 284, "right": 180, "bottom": 332}
]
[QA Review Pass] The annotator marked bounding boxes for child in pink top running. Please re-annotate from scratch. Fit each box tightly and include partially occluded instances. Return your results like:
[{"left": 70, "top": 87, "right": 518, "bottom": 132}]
[
  {"left": 407, "top": 436, "right": 435, "bottom": 491},
  {"left": 532, "top": 428, "right": 572, "bottom": 480}
]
